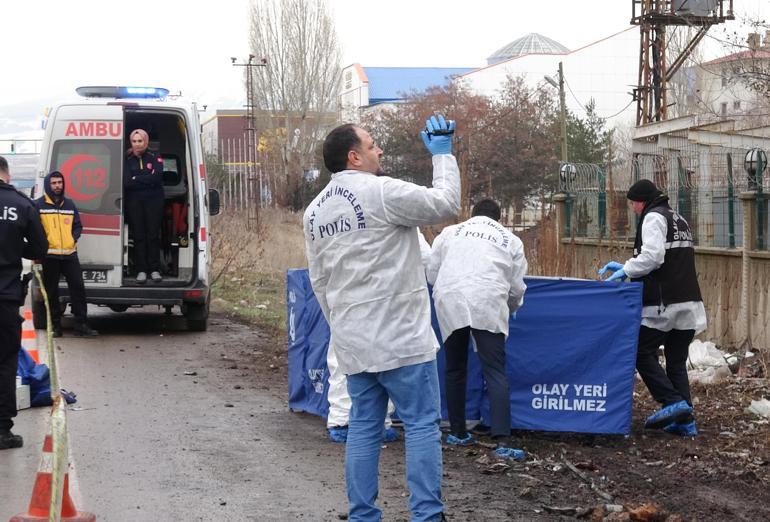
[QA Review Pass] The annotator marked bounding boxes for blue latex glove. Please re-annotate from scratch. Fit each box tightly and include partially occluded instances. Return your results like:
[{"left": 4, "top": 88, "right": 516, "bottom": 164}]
[
  {"left": 598, "top": 261, "right": 624, "bottom": 277},
  {"left": 420, "top": 113, "right": 455, "bottom": 155},
  {"left": 605, "top": 268, "right": 627, "bottom": 282}
]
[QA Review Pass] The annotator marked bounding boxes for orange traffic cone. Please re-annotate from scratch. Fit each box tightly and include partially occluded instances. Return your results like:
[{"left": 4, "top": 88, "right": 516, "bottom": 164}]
[
  {"left": 10, "top": 434, "right": 96, "bottom": 522},
  {"left": 20, "top": 308, "right": 39, "bottom": 364}
]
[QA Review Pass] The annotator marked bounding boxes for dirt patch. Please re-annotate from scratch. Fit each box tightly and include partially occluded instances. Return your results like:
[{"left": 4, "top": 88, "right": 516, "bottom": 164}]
[{"left": 213, "top": 312, "right": 769, "bottom": 521}]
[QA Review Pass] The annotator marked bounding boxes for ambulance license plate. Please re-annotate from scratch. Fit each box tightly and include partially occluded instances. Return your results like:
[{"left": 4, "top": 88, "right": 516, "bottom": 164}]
[{"left": 82, "top": 270, "right": 108, "bottom": 284}]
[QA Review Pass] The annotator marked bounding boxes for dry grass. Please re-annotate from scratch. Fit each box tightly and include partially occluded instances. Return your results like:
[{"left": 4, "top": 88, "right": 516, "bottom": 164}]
[{"left": 210, "top": 207, "right": 306, "bottom": 331}]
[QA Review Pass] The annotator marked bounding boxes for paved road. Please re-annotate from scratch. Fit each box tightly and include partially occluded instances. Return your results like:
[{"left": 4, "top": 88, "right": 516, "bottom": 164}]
[{"left": 1, "top": 309, "right": 361, "bottom": 521}]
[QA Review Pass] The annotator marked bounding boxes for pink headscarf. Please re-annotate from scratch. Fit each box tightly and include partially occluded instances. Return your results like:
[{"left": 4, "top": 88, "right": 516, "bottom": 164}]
[{"left": 127, "top": 128, "right": 150, "bottom": 156}]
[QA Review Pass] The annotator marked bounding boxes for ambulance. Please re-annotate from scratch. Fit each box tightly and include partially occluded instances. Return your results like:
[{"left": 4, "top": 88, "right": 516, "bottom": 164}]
[{"left": 30, "top": 86, "right": 220, "bottom": 331}]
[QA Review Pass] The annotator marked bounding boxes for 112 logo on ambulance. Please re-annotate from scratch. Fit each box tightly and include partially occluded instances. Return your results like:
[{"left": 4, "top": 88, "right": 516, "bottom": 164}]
[{"left": 59, "top": 154, "right": 108, "bottom": 202}]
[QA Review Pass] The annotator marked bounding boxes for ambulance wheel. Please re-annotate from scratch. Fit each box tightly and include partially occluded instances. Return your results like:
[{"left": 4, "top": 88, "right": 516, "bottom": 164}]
[
  {"left": 185, "top": 303, "right": 208, "bottom": 332},
  {"left": 32, "top": 300, "right": 47, "bottom": 329}
]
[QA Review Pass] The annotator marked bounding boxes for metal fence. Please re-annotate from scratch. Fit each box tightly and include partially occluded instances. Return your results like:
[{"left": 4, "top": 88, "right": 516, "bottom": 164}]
[{"left": 558, "top": 149, "right": 769, "bottom": 249}]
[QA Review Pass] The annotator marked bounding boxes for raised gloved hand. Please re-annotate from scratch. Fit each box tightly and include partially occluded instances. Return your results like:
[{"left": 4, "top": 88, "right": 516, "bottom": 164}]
[
  {"left": 420, "top": 113, "right": 455, "bottom": 155},
  {"left": 598, "top": 261, "right": 624, "bottom": 277},
  {"left": 605, "top": 268, "right": 627, "bottom": 282}
]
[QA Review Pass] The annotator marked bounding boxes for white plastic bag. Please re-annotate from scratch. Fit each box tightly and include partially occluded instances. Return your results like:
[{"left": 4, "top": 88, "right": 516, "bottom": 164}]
[
  {"left": 746, "top": 398, "right": 770, "bottom": 419},
  {"left": 686, "top": 340, "right": 731, "bottom": 384}
]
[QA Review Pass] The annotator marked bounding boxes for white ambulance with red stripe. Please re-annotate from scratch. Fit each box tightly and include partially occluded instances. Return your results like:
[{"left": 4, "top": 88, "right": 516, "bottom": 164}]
[{"left": 30, "top": 86, "right": 220, "bottom": 331}]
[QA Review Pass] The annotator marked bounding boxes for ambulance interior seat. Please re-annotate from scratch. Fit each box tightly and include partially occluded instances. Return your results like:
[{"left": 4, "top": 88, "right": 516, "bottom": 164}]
[
  {"left": 163, "top": 170, "right": 187, "bottom": 199},
  {"left": 160, "top": 155, "right": 188, "bottom": 199}
]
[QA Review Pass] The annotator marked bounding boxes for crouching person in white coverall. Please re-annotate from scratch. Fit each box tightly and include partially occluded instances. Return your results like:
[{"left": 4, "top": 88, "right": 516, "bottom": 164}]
[
  {"left": 427, "top": 199, "right": 527, "bottom": 459},
  {"left": 303, "top": 115, "right": 459, "bottom": 522},
  {"left": 326, "top": 231, "right": 434, "bottom": 443}
]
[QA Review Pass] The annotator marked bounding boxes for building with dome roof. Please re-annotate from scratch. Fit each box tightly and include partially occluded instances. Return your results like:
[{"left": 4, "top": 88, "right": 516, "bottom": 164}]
[
  {"left": 486, "top": 33, "right": 570, "bottom": 65},
  {"left": 458, "top": 28, "right": 639, "bottom": 126}
]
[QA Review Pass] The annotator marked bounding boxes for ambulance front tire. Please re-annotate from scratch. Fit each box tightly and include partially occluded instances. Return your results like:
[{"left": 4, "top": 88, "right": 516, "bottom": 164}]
[
  {"left": 32, "top": 299, "right": 47, "bottom": 330},
  {"left": 185, "top": 302, "right": 208, "bottom": 332}
]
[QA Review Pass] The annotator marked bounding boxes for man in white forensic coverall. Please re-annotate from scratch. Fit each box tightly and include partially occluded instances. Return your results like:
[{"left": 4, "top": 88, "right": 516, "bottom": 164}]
[
  {"left": 303, "top": 115, "right": 459, "bottom": 522},
  {"left": 427, "top": 199, "right": 527, "bottom": 458},
  {"left": 326, "top": 231, "right": 433, "bottom": 443}
]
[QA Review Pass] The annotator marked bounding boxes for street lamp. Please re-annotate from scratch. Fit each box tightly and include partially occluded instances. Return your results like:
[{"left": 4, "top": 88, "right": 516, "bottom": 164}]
[
  {"left": 559, "top": 163, "right": 577, "bottom": 192},
  {"left": 744, "top": 148, "right": 767, "bottom": 190}
]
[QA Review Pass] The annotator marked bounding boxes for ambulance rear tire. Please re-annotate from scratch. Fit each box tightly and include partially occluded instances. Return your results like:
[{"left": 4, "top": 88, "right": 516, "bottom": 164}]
[
  {"left": 32, "top": 300, "right": 47, "bottom": 330},
  {"left": 185, "top": 303, "right": 208, "bottom": 332}
]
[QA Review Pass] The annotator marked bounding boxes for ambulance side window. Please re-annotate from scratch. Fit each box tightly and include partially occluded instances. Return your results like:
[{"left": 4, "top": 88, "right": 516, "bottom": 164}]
[{"left": 49, "top": 140, "right": 122, "bottom": 214}]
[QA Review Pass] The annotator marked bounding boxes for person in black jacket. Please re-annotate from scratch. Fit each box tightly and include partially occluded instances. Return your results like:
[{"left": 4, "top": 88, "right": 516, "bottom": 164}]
[
  {"left": 124, "top": 128, "right": 164, "bottom": 284},
  {"left": 36, "top": 171, "right": 98, "bottom": 337},
  {"left": 599, "top": 179, "right": 706, "bottom": 436},
  {"left": 0, "top": 156, "right": 48, "bottom": 450}
]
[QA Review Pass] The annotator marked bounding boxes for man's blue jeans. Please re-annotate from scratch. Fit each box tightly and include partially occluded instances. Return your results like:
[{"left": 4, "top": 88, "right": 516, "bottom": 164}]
[{"left": 346, "top": 359, "right": 443, "bottom": 521}]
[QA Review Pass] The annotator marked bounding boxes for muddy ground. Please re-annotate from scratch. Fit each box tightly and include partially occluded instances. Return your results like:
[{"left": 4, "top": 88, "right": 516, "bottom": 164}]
[{"left": 212, "top": 312, "right": 770, "bottom": 522}]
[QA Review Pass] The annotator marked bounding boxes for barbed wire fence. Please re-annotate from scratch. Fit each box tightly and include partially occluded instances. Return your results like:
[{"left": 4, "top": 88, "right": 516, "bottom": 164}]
[{"left": 557, "top": 149, "right": 769, "bottom": 250}]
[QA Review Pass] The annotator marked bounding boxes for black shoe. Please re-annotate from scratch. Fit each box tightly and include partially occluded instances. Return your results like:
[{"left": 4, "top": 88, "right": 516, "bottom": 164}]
[
  {"left": 52, "top": 325, "right": 63, "bottom": 338},
  {"left": 471, "top": 423, "right": 491, "bottom": 436},
  {"left": 0, "top": 430, "right": 23, "bottom": 449},
  {"left": 73, "top": 324, "right": 99, "bottom": 337}
]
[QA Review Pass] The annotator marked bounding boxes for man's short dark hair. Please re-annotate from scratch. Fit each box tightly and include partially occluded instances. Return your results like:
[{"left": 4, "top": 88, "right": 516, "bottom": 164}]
[
  {"left": 0, "top": 155, "right": 8, "bottom": 174},
  {"left": 471, "top": 199, "right": 501, "bottom": 221},
  {"left": 49, "top": 171, "right": 64, "bottom": 180},
  {"left": 323, "top": 124, "right": 361, "bottom": 173}
]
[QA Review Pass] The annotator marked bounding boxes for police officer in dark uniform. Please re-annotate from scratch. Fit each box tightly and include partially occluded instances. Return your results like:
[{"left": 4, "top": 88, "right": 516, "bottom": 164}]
[
  {"left": 124, "top": 128, "right": 164, "bottom": 284},
  {"left": 599, "top": 179, "right": 706, "bottom": 437},
  {"left": 0, "top": 156, "right": 48, "bottom": 449}
]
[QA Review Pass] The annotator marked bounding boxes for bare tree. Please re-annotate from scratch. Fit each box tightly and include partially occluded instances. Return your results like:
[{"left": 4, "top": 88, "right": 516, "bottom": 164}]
[{"left": 249, "top": 0, "right": 342, "bottom": 208}]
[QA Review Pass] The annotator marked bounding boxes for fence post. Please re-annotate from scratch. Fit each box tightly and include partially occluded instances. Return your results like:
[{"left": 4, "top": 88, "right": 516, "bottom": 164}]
[
  {"left": 757, "top": 154, "right": 765, "bottom": 251},
  {"left": 727, "top": 153, "right": 735, "bottom": 249},
  {"left": 739, "top": 190, "right": 757, "bottom": 347},
  {"left": 598, "top": 168, "right": 607, "bottom": 239},
  {"left": 553, "top": 193, "right": 567, "bottom": 260}
]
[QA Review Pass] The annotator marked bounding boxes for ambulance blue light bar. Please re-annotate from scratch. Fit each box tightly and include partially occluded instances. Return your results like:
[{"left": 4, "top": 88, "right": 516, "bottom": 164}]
[{"left": 76, "top": 86, "right": 170, "bottom": 99}]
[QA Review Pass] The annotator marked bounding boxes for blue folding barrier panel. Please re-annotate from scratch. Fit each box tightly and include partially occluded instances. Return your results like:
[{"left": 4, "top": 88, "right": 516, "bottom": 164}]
[
  {"left": 287, "top": 268, "right": 331, "bottom": 417},
  {"left": 287, "top": 269, "right": 642, "bottom": 435}
]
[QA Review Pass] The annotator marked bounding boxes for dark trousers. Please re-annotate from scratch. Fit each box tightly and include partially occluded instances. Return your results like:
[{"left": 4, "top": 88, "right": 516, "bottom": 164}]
[
  {"left": 636, "top": 326, "right": 695, "bottom": 407},
  {"left": 445, "top": 326, "right": 510, "bottom": 438},
  {"left": 0, "top": 301, "right": 22, "bottom": 431},
  {"left": 42, "top": 255, "right": 88, "bottom": 326},
  {"left": 126, "top": 196, "right": 163, "bottom": 273}
]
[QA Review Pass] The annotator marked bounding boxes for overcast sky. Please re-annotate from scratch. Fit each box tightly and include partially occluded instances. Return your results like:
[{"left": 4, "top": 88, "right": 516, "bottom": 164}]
[{"left": 1, "top": 0, "right": 767, "bottom": 138}]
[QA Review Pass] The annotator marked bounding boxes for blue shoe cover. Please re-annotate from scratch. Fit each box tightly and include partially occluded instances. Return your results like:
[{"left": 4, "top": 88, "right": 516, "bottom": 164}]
[
  {"left": 644, "top": 400, "right": 693, "bottom": 429},
  {"left": 445, "top": 433, "right": 474, "bottom": 446},
  {"left": 663, "top": 420, "right": 698, "bottom": 437},
  {"left": 328, "top": 426, "right": 348, "bottom": 443},
  {"left": 60, "top": 389, "right": 77, "bottom": 405},
  {"left": 383, "top": 427, "right": 400, "bottom": 443},
  {"left": 494, "top": 447, "right": 525, "bottom": 460}
]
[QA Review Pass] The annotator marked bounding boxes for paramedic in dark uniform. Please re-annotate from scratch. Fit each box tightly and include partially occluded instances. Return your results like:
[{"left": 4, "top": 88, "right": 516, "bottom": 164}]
[
  {"left": 124, "top": 128, "right": 164, "bottom": 284},
  {"left": 599, "top": 179, "right": 706, "bottom": 437},
  {"left": 0, "top": 156, "right": 48, "bottom": 449}
]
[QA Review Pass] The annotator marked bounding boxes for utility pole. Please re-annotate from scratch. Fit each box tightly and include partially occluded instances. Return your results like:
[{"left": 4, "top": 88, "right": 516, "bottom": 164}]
[
  {"left": 631, "top": 0, "right": 733, "bottom": 125},
  {"left": 557, "top": 62, "right": 568, "bottom": 163},
  {"left": 231, "top": 55, "right": 267, "bottom": 231},
  {"left": 546, "top": 62, "right": 568, "bottom": 163}
]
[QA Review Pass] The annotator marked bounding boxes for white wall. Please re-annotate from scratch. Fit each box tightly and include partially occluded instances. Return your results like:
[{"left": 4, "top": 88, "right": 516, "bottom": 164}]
[{"left": 457, "top": 28, "right": 639, "bottom": 127}]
